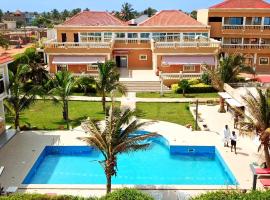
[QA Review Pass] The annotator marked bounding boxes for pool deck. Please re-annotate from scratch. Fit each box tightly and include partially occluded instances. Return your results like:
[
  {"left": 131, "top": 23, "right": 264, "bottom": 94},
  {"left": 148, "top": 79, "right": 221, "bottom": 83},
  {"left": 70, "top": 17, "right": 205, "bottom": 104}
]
[{"left": 0, "top": 120, "right": 262, "bottom": 198}]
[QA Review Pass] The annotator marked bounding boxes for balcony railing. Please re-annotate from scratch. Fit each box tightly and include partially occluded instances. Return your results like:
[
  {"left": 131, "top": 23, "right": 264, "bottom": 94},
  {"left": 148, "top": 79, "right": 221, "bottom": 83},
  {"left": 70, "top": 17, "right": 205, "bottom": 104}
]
[
  {"left": 160, "top": 72, "right": 202, "bottom": 80},
  {"left": 114, "top": 38, "right": 150, "bottom": 44},
  {"left": 222, "top": 44, "right": 270, "bottom": 49},
  {"left": 222, "top": 25, "right": 270, "bottom": 30},
  {"left": 154, "top": 40, "right": 220, "bottom": 48},
  {"left": 44, "top": 39, "right": 113, "bottom": 49}
]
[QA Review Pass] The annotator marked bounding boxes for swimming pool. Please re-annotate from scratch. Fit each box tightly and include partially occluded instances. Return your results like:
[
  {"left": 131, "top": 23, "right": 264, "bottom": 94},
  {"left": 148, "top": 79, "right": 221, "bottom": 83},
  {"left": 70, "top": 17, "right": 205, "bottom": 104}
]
[{"left": 23, "top": 135, "right": 237, "bottom": 185}]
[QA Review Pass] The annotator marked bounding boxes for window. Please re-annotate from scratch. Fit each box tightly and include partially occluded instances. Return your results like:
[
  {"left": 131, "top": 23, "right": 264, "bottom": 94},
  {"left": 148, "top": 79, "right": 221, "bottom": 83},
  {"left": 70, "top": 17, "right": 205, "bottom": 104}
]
[
  {"left": 230, "top": 38, "right": 242, "bottom": 44},
  {"left": 152, "top": 33, "right": 166, "bottom": 41},
  {"left": 228, "top": 17, "right": 243, "bottom": 25},
  {"left": 208, "top": 17, "right": 222, "bottom": 22},
  {"left": 57, "top": 65, "right": 67, "bottom": 72},
  {"left": 87, "top": 64, "right": 98, "bottom": 71},
  {"left": 140, "top": 33, "right": 150, "bottom": 39},
  {"left": 79, "top": 32, "right": 102, "bottom": 42},
  {"left": 139, "top": 55, "right": 147, "bottom": 61},
  {"left": 115, "top": 33, "right": 126, "bottom": 38},
  {"left": 183, "top": 65, "right": 195, "bottom": 72},
  {"left": 0, "top": 73, "right": 4, "bottom": 94},
  {"left": 104, "top": 32, "right": 112, "bottom": 41},
  {"left": 259, "top": 57, "right": 269, "bottom": 65},
  {"left": 183, "top": 33, "right": 196, "bottom": 40},
  {"left": 127, "top": 33, "right": 138, "bottom": 38},
  {"left": 264, "top": 17, "right": 270, "bottom": 25},
  {"left": 252, "top": 17, "right": 262, "bottom": 25}
]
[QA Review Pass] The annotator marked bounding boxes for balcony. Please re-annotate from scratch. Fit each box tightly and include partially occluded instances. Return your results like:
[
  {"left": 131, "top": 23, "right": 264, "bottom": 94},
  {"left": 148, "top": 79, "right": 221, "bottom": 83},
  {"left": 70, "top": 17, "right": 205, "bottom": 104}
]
[
  {"left": 113, "top": 38, "right": 151, "bottom": 48},
  {"left": 44, "top": 40, "right": 113, "bottom": 49},
  {"left": 154, "top": 39, "right": 220, "bottom": 49},
  {"left": 222, "top": 25, "right": 270, "bottom": 30}
]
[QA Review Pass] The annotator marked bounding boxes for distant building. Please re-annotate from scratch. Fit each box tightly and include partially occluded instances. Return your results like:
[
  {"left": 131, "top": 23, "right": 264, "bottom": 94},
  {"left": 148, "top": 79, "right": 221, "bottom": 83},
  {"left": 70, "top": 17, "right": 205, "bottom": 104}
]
[
  {"left": 198, "top": 0, "right": 270, "bottom": 74},
  {"left": 2, "top": 10, "right": 37, "bottom": 26}
]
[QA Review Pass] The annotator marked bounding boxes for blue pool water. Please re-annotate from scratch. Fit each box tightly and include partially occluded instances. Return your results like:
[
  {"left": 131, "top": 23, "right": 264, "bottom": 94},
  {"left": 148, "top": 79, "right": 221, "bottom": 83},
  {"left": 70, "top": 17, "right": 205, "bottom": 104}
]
[{"left": 23, "top": 134, "right": 237, "bottom": 185}]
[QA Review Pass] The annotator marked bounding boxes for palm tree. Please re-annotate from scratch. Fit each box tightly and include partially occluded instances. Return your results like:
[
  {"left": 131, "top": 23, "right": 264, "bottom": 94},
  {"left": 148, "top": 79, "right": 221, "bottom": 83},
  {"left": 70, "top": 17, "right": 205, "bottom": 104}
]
[
  {"left": 48, "top": 71, "right": 76, "bottom": 129},
  {"left": 96, "top": 61, "right": 126, "bottom": 112},
  {"left": 77, "top": 76, "right": 95, "bottom": 95},
  {"left": 5, "top": 65, "right": 42, "bottom": 130},
  {"left": 242, "top": 88, "right": 270, "bottom": 167},
  {"left": 206, "top": 54, "right": 254, "bottom": 112},
  {"left": 80, "top": 106, "right": 157, "bottom": 193},
  {"left": 120, "top": 2, "right": 135, "bottom": 21}
]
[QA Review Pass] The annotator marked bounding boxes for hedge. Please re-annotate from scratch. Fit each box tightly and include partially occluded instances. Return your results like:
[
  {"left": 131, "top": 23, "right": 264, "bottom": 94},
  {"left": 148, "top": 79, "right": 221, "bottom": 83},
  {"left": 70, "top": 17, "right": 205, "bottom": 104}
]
[
  {"left": 171, "top": 83, "right": 216, "bottom": 94},
  {"left": 192, "top": 190, "right": 270, "bottom": 200},
  {"left": 0, "top": 189, "right": 153, "bottom": 200}
]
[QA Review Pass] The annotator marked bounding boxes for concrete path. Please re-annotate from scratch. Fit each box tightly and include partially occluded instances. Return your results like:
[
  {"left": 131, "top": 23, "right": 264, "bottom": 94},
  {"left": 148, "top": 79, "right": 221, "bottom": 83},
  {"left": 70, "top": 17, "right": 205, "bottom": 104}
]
[{"left": 38, "top": 95, "right": 218, "bottom": 103}]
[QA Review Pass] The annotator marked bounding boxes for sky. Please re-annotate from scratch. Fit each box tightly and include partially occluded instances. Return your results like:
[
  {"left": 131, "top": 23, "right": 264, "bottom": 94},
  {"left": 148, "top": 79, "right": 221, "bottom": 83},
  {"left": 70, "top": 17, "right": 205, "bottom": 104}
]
[{"left": 1, "top": 0, "right": 264, "bottom": 13}]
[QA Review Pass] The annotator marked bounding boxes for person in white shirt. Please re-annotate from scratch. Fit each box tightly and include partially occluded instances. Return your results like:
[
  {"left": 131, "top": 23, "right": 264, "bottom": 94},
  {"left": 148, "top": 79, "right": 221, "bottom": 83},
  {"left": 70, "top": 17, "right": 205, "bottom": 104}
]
[
  {"left": 231, "top": 131, "right": 237, "bottom": 154},
  {"left": 223, "top": 125, "right": 231, "bottom": 147}
]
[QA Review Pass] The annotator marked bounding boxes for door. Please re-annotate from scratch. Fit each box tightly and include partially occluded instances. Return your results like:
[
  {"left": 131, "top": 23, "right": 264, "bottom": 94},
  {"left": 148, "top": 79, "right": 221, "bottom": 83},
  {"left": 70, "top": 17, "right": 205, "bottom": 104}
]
[
  {"left": 61, "top": 33, "right": 67, "bottom": 42},
  {"left": 74, "top": 33, "right": 79, "bottom": 43},
  {"left": 115, "top": 56, "right": 128, "bottom": 68}
]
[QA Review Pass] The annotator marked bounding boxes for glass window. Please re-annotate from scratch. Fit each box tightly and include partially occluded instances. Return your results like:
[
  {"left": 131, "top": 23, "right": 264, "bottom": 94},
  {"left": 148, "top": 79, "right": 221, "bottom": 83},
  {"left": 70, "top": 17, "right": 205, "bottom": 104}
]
[
  {"left": 231, "top": 38, "right": 242, "bottom": 44},
  {"left": 183, "top": 65, "right": 195, "bottom": 72},
  {"left": 183, "top": 33, "right": 196, "bottom": 40},
  {"left": 259, "top": 57, "right": 269, "bottom": 65},
  {"left": 115, "top": 33, "right": 126, "bottom": 38},
  {"left": 79, "top": 32, "right": 102, "bottom": 42},
  {"left": 140, "top": 33, "right": 150, "bottom": 39},
  {"left": 139, "top": 55, "right": 147, "bottom": 61},
  {"left": 229, "top": 17, "right": 243, "bottom": 25},
  {"left": 264, "top": 17, "right": 270, "bottom": 25},
  {"left": 252, "top": 17, "right": 262, "bottom": 25},
  {"left": 127, "top": 33, "right": 138, "bottom": 38},
  {"left": 57, "top": 65, "right": 67, "bottom": 72},
  {"left": 104, "top": 32, "right": 112, "bottom": 38}
]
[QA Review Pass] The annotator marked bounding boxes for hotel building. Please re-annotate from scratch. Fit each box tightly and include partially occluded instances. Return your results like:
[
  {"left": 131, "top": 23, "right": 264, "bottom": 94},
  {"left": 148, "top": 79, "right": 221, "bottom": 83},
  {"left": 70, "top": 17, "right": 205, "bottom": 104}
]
[{"left": 198, "top": 0, "right": 270, "bottom": 74}]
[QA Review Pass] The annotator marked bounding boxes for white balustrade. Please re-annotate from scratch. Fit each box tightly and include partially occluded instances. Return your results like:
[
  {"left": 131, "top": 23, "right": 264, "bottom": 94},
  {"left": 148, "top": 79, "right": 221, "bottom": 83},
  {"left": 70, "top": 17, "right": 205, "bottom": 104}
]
[
  {"left": 154, "top": 41, "right": 220, "bottom": 48},
  {"left": 44, "top": 41, "right": 112, "bottom": 49},
  {"left": 160, "top": 72, "right": 202, "bottom": 80}
]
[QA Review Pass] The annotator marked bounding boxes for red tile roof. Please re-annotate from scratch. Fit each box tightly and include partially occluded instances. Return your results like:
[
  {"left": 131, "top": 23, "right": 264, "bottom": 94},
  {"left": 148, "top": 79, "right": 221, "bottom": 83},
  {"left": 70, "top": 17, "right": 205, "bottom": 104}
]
[
  {"left": 139, "top": 10, "right": 204, "bottom": 26},
  {"left": 62, "top": 11, "right": 127, "bottom": 26},
  {"left": 210, "top": 0, "right": 270, "bottom": 9},
  {"left": 0, "top": 55, "right": 13, "bottom": 65}
]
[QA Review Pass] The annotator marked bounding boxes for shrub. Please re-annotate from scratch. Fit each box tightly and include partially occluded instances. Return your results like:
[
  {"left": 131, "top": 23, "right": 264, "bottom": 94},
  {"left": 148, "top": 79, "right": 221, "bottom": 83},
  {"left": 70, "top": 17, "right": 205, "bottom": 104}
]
[
  {"left": 171, "top": 84, "right": 180, "bottom": 93},
  {"left": 178, "top": 79, "right": 190, "bottom": 95},
  {"left": 201, "top": 72, "right": 211, "bottom": 85},
  {"left": 192, "top": 190, "right": 270, "bottom": 200},
  {"left": 188, "top": 79, "right": 201, "bottom": 85},
  {"left": 100, "top": 188, "right": 154, "bottom": 200}
]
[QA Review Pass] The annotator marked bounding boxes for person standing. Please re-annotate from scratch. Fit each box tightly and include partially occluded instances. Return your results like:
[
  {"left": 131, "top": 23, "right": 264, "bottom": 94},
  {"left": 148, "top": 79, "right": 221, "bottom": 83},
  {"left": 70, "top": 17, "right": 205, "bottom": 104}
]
[
  {"left": 223, "top": 125, "right": 231, "bottom": 147},
  {"left": 231, "top": 131, "right": 237, "bottom": 154}
]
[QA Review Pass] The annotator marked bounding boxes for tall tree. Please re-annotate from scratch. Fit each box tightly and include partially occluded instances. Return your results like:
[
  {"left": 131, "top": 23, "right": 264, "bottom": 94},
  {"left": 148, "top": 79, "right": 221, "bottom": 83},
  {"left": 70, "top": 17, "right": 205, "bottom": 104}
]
[
  {"left": 0, "top": 9, "right": 3, "bottom": 22},
  {"left": 80, "top": 106, "right": 157, "bottom": 193},
  {"left": 48, "top": 71, "right": 76, "bottom": 129},
  {"left": 206, "top": 54, "right": 254, "bottom": 112},
  {"left": 61, "top": 9, "right": 70, "bottom": 21},
  {"left": 120, "top": 2, "right": 135, "bottom": 21},
  {"left": 71, "top": 8, "right": 81, "bottom": 17},
  {"left": 242, "top": 89, "right": 270, "bottom": 167},
  {"left": 96, "top": 61, "right": 126, "bottom": 112},
  {"left": 5, "top": 64, "right": 42, "bottom": 130},
  {"left": 190, "top": 10, "right": 197, "bottom": 19},
  {"left": 143, "top": 7, "right": 157, "bottom": 17}
]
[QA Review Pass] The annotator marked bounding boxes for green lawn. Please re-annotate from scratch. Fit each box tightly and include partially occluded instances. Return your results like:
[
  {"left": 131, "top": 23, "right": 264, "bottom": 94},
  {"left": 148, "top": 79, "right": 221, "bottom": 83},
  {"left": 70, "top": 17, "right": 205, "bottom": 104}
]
[
  {"left": 6, "top": 101, "right": 195, "bottom": 130},
  {"left": 6, "top": 100, "right": 109, "bottom": 130},
  {"left": 136, "top": 92, "right": 219, "bottom": 98},
  {"left": 136, "top": 102, "right": 195, "bottom": 127}
]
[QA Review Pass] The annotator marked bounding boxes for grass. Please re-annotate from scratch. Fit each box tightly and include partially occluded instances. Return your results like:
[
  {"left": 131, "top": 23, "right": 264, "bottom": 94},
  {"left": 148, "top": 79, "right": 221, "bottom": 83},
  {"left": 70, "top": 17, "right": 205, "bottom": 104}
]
[
  {"left": 6, "top": 100, "right": 112, "bottom": 130},
  {"left": 136, "top": 92, "right": 219, "bottom": 98},
  {"left": 136, "top": 102, "right": 195, "bottom": 127},
  {"left": 6, "top": 101, "right": 195, "bottom": 130}
]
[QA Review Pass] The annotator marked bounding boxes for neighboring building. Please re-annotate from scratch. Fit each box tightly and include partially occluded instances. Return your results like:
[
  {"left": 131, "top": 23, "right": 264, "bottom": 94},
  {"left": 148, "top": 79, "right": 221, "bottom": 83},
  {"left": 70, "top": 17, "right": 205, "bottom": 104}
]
[
  {"left": 44, "top": 10, "right": 220, "bottom": 85},
  {"left": 3, "top": 10, "right": 26, "bottom": 25},
  {"left": 0, "top": 21, "right": 17, "bottom": 30},
  {"left": 197, "top": 0, "right": 270, "bottom": 74},
  {"left": 0, "top": 55, "right": 12, "bottom": 135}
]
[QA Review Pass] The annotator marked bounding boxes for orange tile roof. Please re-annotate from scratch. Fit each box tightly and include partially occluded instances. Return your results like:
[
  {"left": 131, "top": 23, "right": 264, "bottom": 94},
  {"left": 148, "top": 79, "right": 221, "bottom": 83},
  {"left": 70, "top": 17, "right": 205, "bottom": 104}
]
[
  {"left": 210, "top": 0, "right": 270, "bottom": 9},
  {"left": 0, "top": 55, "right": 13, "bottom": 65},
  {"left": 62, "top": 11, "right": 127, "bottom": 26},
  {"left": 139, "top": 10, "right": 205, "bottom": 26}
]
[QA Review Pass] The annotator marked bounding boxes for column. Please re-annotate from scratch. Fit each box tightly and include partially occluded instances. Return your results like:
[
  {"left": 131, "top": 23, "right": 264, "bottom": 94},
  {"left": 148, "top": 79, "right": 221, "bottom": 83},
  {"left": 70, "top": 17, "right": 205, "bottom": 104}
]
[{"left": 152, "top": 53, "right": 157, "bottom": 73}]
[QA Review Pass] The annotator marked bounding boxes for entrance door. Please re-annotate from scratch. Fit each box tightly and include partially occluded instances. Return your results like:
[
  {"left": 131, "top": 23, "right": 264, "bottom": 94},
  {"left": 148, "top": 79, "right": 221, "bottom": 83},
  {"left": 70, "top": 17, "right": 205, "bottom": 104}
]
[
  {"left": 74, "top": 33, "right": 79, "bottom": 42},
  {"left": 115, "top": 56, "right": 128, "bottom": 68}
]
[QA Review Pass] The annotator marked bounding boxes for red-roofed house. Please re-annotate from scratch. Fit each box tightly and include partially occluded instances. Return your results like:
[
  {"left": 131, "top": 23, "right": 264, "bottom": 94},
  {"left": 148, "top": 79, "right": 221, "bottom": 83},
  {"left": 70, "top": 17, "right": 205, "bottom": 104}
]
[
  {"left": 44, "top": 10, "right": 220, "bottom": 88},
  {"left": 198, "top": 0, "right": 270, "bottom": 74},
  {"left": 0, "top": 54, "right": 13, "bottom": 134}
]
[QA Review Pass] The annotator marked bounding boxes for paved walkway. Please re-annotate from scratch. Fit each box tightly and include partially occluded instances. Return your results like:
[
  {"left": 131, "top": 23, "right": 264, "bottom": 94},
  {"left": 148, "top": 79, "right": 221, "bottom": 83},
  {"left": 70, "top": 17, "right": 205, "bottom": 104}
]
[{"left": 38, "top": 95, "right": 218, "bottom": 103}]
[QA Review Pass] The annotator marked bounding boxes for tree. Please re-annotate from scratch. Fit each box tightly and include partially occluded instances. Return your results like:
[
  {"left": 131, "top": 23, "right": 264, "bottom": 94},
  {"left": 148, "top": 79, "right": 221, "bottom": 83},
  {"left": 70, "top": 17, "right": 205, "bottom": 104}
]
[
  {"left": 76, "top": 76, "right": 95, "bottom": 95},
  {"left": 96, "top": 61, "right": 126, "bottom": 112},
  {"left": 61, "top": 9, "right": 70, "bottom": 21},
  {"left": 80, "top": 106, "right": 158, "bottom": 193},
  {"left": 206, "top": 54, "right": 254, "bottom": 112},
  {"left": 179, "top": 79, "right": 190, "bottom": 96},
  {"left": 190, "top": 10, "right": 197, "bottom": 19},
  {"left": 71, "top": 8, "right": 81, "bottom": 17},
  {"left": 143, "top": 7, "right": 157, "bottom": 17},
  {"left": 51, "top": 9, "right": 61, "bottom": 21},
  {"left": 0, "top": 34, "right": 9, "bottom": 50},
  {"left": 242, "top": 89, "right": 270, "bottom": 167},
  {"left": 120, "top": 3, "right": 135, "bottom": 21},
  {"left": 5, "top": 65, "right": 42, "bottom": 130},
  {"left": 48, "top": 71, "right": 76, "bottom": 129},
  {"left": 0, "top": 9, "right": 3, "bottom": 22}
]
